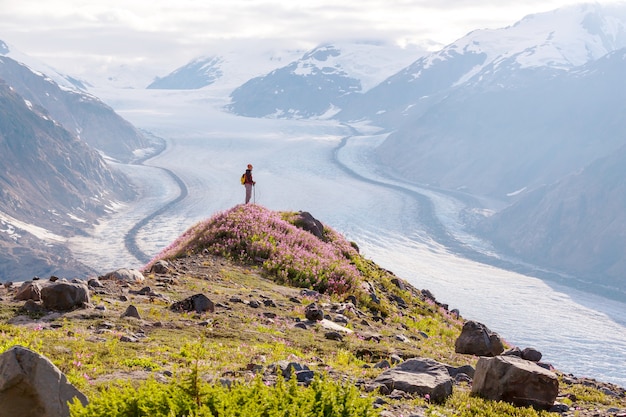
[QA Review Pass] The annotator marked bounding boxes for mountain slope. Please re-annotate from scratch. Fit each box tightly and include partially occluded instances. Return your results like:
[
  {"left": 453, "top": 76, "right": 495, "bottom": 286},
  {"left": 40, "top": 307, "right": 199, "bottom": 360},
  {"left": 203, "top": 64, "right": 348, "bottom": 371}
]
[
  {"left": 0, "top": 80, "right": 134, "bottom": 280},
  {"left": 476, "top": 142, "right": 626, "bottom": 299},
  {"left": 373, "top": 46, "right": 626, "bottom": 199},
  {"left": 0, "top": 46, "right": 150, "bottom": 163}
]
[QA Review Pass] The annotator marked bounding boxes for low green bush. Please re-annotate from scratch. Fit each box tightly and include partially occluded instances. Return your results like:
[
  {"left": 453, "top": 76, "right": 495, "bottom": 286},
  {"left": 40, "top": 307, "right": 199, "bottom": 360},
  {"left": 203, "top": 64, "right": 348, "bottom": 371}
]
[{"left": 69, "top": 373, "right": 376, "bottom": 417}]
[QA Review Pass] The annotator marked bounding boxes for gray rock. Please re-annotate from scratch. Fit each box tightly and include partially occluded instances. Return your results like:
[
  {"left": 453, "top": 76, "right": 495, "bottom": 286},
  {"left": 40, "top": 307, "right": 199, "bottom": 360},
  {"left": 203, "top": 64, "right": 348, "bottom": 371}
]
[
  {"left": 454, "top": 320, "right": 504, "bottom": 357},
  {"left": 269, "top": 361, "right": 315, "bottom": 383},
  {"left": 521, "top": 347, "right": 542, "bottom": 362},
  {"left": 325, "top": 331, "right": 344, "bottom": 341},
  {"left": 446, "top": 364, "right": 475, "bottom": 379},
  {"left": 471, "top": 355, "right": 559, "bottom": 410},
  {"left": 171, "top": 293, "right": 215, "bottom": 314},
  {"left": 41, "top": 282, "right": 90, "bottom": 311},
  {"left": 149, "top": 260, "right": 171, "bottom": 274},
  {"left": 373, "top": 358, "right": 453, "bottom": 403},
  {"left": 304, "top": 302, "right": 324, "bottom": 321},
  {"left": 292, "top": 211, "right": 325, "bottom": 240},
  {"left": 14, "top": 282, "right": 42, "bottom": 301},
  {"left": 0, "top": 345, "right": 88, "bottom": 417},
  {"left": 121, "top": 305, "right": 141, "bottom": 319}
]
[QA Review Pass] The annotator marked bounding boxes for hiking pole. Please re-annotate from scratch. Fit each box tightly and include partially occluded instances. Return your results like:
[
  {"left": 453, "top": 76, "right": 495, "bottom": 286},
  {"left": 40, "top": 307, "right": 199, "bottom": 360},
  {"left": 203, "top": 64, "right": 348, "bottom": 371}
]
[{"left": 253, "top": 184, "right": 256, "bottom": 204}]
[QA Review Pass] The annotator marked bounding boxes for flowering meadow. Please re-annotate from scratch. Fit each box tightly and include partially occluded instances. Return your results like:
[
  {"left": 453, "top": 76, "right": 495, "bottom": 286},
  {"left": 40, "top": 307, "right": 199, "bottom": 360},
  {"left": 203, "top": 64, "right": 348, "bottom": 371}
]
[{"left": 147, "top": 204, "right": 361, "bottom": 295}]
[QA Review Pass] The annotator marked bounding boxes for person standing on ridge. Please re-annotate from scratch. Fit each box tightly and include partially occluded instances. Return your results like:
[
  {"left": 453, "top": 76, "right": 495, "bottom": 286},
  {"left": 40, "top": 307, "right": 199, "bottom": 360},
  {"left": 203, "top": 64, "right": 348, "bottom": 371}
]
[{"left": 243, "top": 163, "right": 256, "bottom": 204}]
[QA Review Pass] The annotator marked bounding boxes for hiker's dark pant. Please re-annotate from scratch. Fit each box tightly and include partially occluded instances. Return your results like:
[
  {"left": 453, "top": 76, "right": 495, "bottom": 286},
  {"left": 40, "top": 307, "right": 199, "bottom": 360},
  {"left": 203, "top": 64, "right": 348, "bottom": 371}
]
[{"left": 245, "top": 184, "right": 253, "bottom": 204}]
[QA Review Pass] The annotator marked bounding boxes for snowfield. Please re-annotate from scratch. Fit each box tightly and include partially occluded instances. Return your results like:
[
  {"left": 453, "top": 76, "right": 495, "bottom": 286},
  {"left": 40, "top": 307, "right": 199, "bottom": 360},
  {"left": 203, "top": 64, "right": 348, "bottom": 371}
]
[{"left": 68, "top": 86, "right": 626, "bottom": 388}]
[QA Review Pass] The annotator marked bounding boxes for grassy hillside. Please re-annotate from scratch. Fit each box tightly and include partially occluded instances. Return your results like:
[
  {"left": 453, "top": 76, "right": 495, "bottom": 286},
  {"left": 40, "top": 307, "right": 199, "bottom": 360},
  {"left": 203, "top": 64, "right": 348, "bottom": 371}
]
[{"left": 0, "top": 204, "right": 624, "bottom": 416}]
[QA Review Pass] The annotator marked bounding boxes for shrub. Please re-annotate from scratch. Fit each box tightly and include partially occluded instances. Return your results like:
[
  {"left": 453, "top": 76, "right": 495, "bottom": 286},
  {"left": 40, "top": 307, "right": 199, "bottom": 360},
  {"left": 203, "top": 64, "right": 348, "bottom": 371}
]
[{"left": 69, "top": 374, "right": 376, "bottom": 417}]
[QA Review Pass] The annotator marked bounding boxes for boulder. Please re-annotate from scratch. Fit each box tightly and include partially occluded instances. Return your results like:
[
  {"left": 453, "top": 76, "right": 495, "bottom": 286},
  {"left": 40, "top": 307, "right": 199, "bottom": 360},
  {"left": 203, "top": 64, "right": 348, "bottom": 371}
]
[
  {"left": 171, "top": 293, "right": 215, "bottom": 313},
  {"left": 121, "top": 305, "right": 141, "bottom": 319},
  {"left": 100, "top": 268, "right": 145, "bottom": 283},
  {"left": 373, "top": 358, "right": 453, "bottom": 403},
  {"left": 471, "top": 355, "right": 559, "bottom": 410},
  {"left": 40, "top": 282, "right": 90, "bottom": 311},
  {"left": 149, "top": 260, "right": 171, "bottom": 274},
  {"left": 455, "top": 320, "right": 504, "bottom": 357},
  {"left": 0, "top": 345, "right": 88, "bottom": 417}
]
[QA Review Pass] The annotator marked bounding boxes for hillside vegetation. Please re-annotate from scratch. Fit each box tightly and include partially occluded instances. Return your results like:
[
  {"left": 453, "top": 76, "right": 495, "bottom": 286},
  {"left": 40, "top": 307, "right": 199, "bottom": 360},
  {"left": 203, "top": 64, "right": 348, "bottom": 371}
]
[{"left": 0, "top": 204, "right": 624, "bottom": 416}]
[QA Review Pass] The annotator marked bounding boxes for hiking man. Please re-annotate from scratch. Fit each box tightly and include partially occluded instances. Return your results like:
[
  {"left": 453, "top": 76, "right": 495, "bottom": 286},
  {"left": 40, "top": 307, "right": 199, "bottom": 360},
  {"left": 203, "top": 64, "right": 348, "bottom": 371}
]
[{"left": 243, "top": 163, "right": 256, "bottom": 204}]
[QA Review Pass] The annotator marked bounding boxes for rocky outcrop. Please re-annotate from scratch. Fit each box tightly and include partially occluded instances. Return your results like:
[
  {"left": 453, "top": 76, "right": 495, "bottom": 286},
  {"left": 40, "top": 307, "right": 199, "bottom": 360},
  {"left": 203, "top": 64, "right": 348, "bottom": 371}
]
[
  {"left": 292, "top": 211, "right": 325, "bottom": 240},
  {"left": 455, "top": 320, "right": 504, "bottom": 357},
  {"left": 472, "top": 355, "right": 559, "bottom": 410},
  {"left": 0, "top": 345, "right": 88, "bottom": 417}
]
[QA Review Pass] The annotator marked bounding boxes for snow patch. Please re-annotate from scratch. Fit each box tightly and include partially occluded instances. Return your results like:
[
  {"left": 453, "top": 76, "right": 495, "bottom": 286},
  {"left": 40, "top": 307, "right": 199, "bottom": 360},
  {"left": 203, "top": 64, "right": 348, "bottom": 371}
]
[{"left": 0, "top": 212, "right": 65, "bottom": 242}]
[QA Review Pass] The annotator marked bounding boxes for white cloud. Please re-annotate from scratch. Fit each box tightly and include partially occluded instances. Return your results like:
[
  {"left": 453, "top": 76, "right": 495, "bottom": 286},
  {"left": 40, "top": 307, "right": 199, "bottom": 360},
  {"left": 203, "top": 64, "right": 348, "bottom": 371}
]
[{"left": 1, "top": 0, "right": 625, "bottom": 80}]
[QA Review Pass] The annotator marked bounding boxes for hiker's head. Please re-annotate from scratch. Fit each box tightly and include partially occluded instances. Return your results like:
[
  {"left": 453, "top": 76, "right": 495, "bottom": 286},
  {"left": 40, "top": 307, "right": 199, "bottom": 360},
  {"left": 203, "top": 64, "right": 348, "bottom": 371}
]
[{"left": 247, "top": 164, "right": 253, "bottom": 170}]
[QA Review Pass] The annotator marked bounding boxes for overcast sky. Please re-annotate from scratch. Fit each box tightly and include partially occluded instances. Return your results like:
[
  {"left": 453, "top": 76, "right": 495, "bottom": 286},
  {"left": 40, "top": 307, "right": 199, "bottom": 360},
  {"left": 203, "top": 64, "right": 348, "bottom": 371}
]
[{"left": 1, "top": 0, "right": 624, "bottom": 78}]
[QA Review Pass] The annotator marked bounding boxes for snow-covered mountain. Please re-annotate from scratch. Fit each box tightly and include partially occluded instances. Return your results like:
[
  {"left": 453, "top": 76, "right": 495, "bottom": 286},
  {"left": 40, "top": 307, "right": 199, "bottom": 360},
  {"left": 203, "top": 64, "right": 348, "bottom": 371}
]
[
  {"left": 145, "top": 41, "right": 308, "bottom": 93},
  {"left": 0, "top": 40, "right": 87, "bottom": 91},
  {"left": 338, "top": 3, "right": 626, "bottom": 125},
  {"left": 344, "top": 3, "right": 626, "bottom": 198},
  {"left": 0, "top": 42, "right": 152, "bottom": 162},
  {"left": 148, "top": 55, "right": 225, "bottom": 90},
  {"left": 227, "top": 41, "right": 425, "bottom": 118}
]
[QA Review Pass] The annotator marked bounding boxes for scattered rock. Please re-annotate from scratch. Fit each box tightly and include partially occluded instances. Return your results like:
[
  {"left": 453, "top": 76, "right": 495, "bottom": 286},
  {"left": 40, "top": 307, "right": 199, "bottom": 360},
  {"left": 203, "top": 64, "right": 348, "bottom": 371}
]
[
  {"left": 390, "top": 277, "right": 406, "bottom": 291},
  {"left": 319, "top": 319, "right": 353, "bottom": 334},
  {"left": 454, "top": 320, "right": 504, "bottom": 357},
  {"left": 325, "top": 331, "right": 344, "bottom": 341},
  {"left": 87, "top": 278, "right": 104, "bottom": 288},
  {"left": 263, "top": 299, "right": 277, "bottom": 307},
  {"left": 0, "top": 345, "right": 88, "bottom": 417},
  {"left": 150, "top": 260, "right": 171, "bottom": 274},
  {"left": 305, "top": 302, "right": 324, "bottom": 321},
  {"left": 372, "top": 358, "right": 454, "bottom": 403},
  {"left": 121, "top": 305, "right": 141, "bottom": 319},
  {"left": 521, "top": 347, "right": 543, "bottom": 362},
  {"left": 269, "top": 361, "right": 315, "bottom": 384},
  {"left": 120, "top": 335, "right": 139, "bottom": 343},
  {"left": 374, "top": 360, "right": 391, "bottom": 369},
  {"left": 446, "top": 364, "right": 475, "bottom": 379},
  {"left": 471, "top": 355, "right": 559, "bottom": 410},
  {"left": 171, "top": 293, "right": 215, "bottom": 314}
]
